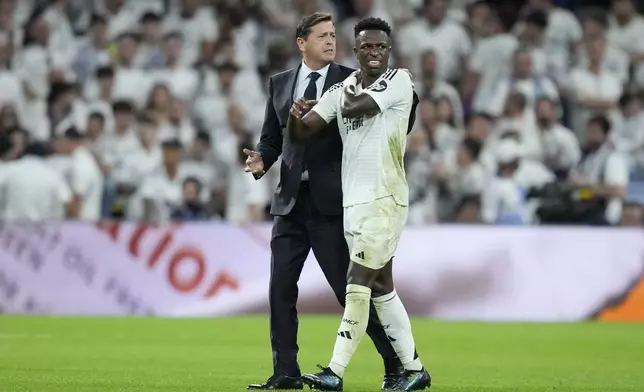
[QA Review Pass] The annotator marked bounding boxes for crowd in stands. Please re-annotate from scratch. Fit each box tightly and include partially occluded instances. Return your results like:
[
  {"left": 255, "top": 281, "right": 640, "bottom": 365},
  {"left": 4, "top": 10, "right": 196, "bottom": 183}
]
[{"left": 0, "top": 0, "right": 643, "bottom": 226}]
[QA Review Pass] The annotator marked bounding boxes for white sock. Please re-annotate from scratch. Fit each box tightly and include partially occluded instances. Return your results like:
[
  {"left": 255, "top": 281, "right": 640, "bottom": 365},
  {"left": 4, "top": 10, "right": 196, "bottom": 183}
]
[
  {"left": 328, "top": 284, "right": 372, "bottom": 378},
  {"left": 372, "top": 289, "right": 423, "bottom": 371}
]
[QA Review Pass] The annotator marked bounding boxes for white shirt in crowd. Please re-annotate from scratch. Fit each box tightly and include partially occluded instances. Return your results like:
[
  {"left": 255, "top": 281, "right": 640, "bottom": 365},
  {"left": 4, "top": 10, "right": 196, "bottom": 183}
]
[
  {"left": 397, "top": 17, "right": 471, "bottom": 81},
  {"left": 136, "top": 165, "right": 191, "bottom": 222},
  {"left": 566, "top": 67, "right": 623, "bottom": 138},
  {"left": 486, "top": 75, "right": 559, "bottom": 117},
  {"left": 70, "top": 146, "right": 104, "bottom": 221},
  {"left": 470, "top": 33, "right": 518, "bottom": 114},
  {"left": 163, "top": 7, "right": 218, "bottom": 67},
  {"left": 572, "top": 145, "right": 630, "bottom": 224},
  {"left": 537, "top": 123, "right": 582, "bottom": 170},
  {"left": 0, "top": 156, "right": 72, "bottom": 221},
  {"left": 312, "top": 69, "right": 414, "bottom": 207}
]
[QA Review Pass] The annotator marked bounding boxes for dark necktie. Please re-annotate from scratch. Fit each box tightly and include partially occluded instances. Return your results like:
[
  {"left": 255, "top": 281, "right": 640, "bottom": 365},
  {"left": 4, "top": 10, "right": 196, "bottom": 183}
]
[{"left": 302, "top": 72, "right": 321, "bottom": 175}]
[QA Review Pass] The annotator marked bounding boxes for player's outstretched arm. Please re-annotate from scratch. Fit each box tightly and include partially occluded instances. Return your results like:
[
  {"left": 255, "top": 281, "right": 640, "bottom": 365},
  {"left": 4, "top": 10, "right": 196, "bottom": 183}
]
[{"left": 287, "top": 98, "right": 328, "bottom": 141}]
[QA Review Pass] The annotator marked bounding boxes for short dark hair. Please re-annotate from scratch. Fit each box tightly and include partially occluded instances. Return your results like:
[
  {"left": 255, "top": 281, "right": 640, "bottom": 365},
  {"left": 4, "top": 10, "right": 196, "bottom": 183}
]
[
  {"left": 619, "top": 90, "right": 643, "bottom": 109},
  {"left": 195, "top": 130, "right": 211, "bottom": 145},
  {"left": 588, "top": 115, "right": 611, "bottom": 134},
  {"left": 64, "top": 127, "right": 84, "bottom": 140},
  {"left": 96, "top": 66, "right": 114, "bottom": 79},
  {"left": 90, "top": 13, "right": 107, "bottom": 26},
  {"left": 140, "top": 11, "right": 161, "bottom": 23},
  {"left": 466, "top": 112, "right": 492, "bottom": 125},
  {"left": 162, "top": 138, "right": 182, "bottom": 150},
  {"left": 507, "top": 91, "right": 527, "bottom": 109},
  {"left": 295, "top": 12, "right": 333, "bottom": 39},
  {"left": 525, "top": 9, "right": 548, "bottom": 29},
  {"left": 354, "top": 17, "right": 392, "bottom": 37},
  {"left": 183, "top": 176, "right": 203, "bottom": 192},
  {"left": 137, "top": 112, "right": 156, "bottom": 125},
  {"left": 112, "top": 100, "right": 134, "bottom": 113},
  {"left": 88, "top": 111, "right": 105, "bottom": 124},
  {"left": 583, "top": 8, "right": 609, "bottom": 29}
]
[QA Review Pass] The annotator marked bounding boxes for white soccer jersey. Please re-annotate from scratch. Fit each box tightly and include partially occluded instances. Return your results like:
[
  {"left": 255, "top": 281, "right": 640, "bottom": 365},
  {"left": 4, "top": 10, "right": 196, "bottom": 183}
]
[{"left": 312, "top": 69, "right": 414, "bottom": 207}]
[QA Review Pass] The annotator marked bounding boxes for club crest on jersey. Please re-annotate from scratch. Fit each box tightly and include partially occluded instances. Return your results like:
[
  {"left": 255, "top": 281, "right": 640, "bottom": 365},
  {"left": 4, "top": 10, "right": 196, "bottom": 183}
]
[{"left": 369, "top": 80, "right": 387, "bottom": 92}]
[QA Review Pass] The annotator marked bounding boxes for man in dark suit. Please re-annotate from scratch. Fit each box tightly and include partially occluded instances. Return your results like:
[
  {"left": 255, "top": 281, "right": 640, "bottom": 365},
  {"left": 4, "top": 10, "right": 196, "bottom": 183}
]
[{"left": 244, "top": 12, "right": 417, "bottom": 391}]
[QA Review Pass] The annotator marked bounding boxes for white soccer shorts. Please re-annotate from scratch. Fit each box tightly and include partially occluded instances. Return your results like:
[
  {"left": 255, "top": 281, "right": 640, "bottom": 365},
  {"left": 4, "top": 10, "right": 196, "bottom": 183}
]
[{"left": 343, "top": 196, "right": 408, "bottom": 270}]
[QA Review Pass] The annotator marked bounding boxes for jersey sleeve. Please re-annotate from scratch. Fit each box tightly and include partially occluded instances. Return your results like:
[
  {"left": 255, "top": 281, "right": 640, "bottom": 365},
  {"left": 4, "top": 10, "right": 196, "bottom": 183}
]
[
  {"left": 362, "top": 70, "right": 414, "bottom": 112},
  {"left": 311, "top": 82, "right": 344, "bottom": 123}
]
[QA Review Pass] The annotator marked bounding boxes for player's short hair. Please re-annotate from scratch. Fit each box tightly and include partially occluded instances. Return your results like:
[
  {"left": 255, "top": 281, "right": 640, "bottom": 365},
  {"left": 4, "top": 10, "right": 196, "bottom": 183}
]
[
  {"left": 296, "top": 12, "right": 333, "bottom": 39},
  {"left": 524, "top": 9, "right": 548, "bottom": 29},
  {"left": 354, "top": 17, "right": 392, "bottom": 37}
]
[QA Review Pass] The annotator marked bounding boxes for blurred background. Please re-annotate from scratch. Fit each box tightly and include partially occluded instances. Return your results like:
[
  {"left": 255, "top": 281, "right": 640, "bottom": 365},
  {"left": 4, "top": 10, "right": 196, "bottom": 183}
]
[{"left": 1, "top": 0, "right": 644, "bottom": 226}]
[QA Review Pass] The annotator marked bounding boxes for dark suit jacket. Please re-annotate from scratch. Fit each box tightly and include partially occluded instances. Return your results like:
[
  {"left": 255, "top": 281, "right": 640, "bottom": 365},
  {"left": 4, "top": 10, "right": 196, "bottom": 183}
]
[{"left": 255, "top": 62, "right": 419, "bottom": 217}]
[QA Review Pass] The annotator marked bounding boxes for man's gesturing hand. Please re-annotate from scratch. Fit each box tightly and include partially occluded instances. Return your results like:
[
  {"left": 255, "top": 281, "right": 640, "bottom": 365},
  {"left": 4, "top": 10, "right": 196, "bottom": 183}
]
[
  {"left": 243, "top": 148, "right": 265, "bottom": 175},
  {"left": 289, "top": 98, "right": 317, "bottom": 119}
]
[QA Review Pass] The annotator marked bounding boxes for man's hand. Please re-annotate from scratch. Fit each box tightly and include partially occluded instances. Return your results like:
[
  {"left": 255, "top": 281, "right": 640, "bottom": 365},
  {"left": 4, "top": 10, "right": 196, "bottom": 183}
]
[
  {"left": 290, "top": 98, "right": 317, "bottom": 119},
  {"left": 243, "top": 149, "right": 265, "bottom": 176}
]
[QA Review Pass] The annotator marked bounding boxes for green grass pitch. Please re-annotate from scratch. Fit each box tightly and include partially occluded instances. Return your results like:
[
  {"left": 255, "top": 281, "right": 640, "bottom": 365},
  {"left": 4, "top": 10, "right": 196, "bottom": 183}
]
[{"left": 1, "top": 316, "right": 643, "bottom": 391}]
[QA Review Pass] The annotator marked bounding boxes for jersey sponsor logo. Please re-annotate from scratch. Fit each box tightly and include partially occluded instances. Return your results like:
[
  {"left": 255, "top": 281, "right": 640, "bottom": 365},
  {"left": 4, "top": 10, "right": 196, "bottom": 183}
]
[{"left": 343, "top": 116, "right": 364, "bottom": 132}]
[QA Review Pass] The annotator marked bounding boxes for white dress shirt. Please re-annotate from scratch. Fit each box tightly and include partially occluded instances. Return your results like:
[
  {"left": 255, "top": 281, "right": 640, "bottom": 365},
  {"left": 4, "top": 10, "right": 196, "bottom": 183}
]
[{"left": 293, "top": 61, "right": 331, "bottom": 180}]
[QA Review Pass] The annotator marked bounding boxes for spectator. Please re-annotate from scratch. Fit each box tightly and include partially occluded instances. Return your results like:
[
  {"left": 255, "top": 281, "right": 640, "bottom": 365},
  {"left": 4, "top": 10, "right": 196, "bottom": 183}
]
[
  {"left": 55, "top": 127, "right": 104, "bottom": 220},
  {"left": 567, "top": 32, "right": 623, "bottom": 140},
  {"left": 72, "top": 13, "right": 110, "bottom": 83},
  {"left": 620, "top": 201, "right": 643, "bottom": 226},
  {"left": 170, "top": 177, "right": 208, "bottom": 221},
  {"left": 534, "top": 97, "right": 581, "bottom": 177},
  {"left": 0, "top": 141, "right": 72, "bottom": 221},
  {"left": 397, "top": 0, "right": 472, "bottom": 83},
  {"left": 135, "top": 12, "right": 164, "bottom": 69},
  {"left": 419, "top": 50, "right": 464, "bottom": 128},
  {"left": 612, "top": 91, "right": 644, "bottom": 169},
  {"left": 570, "top": 115, "right": 629, "bottom": 225}
]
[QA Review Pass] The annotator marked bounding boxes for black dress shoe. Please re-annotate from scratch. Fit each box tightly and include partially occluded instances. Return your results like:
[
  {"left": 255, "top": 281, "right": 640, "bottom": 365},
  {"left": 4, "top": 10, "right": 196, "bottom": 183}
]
[{"left": 247, "top": 374, "right": 303, "bottom": 390}]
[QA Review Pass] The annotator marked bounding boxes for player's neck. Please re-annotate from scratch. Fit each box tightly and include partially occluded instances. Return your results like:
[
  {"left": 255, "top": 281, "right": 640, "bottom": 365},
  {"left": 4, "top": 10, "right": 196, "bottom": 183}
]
[{"left": 302, "top": 57, "right": 329, "bottom": 71}]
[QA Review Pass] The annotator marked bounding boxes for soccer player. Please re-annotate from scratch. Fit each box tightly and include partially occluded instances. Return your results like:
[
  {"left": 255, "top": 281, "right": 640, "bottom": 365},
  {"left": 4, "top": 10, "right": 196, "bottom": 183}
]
[{"left": 286, "top": 17, "right": 431, "bottom": 391}]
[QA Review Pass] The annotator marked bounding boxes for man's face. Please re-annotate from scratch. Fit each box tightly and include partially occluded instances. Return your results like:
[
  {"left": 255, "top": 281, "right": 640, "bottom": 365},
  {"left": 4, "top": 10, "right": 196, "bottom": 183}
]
[
  {"left": 586, "top": 122, "right": 607, "bottom": 150},
  {"left": 114, "top": 111, "right": 133, "bottom": 130},
  {"left": 163, "top": 147, "right": 181, "bottom": 166},
  {"left": 142, "top": 21, "right": 161, "bottom": 41},
  {"left": 467, "top": 116, "right": 490, "bottom": 141},
  {"left": 353, "top": 0, "right": 374, "bottom": 16},
  {"left": 354, "top": 30, "right": 390, "bottom": 77},
  {"left": 612, "top": 0, "right": 634, "bottom": 18},
  {"left": 468, "top": 3, "right": 491, "bottom": 37},
  {"left": 139, "top": 123, "right": 157, "bottom": 146},
  {"left": 191, "top": 139, "right": 209, "bottom": 158},
  {"left": 421, "top": 51, "right": 437, "bottom": 79},
  {"left": 586, "top": 35, "right": 605, "bottom": 64},
  {"left": 425, "top": 0, "right": 448, "bottom": 23},
  {"left": 182, "top": 181, "right": 199, "bottom": 202},
  {"left": 117, "top": 36, "right": 137, "bottom": 61},
  {"left": 163, "top": 36, "right": 182, "bottom": 61},
  {"left": 536, "top": 100, "right": 555, "bottom": 126},
  {"left": 514, "top": 52, "right": 532, "bottom": 78},
  {"left": 98, "top": 75, "right": 114, "bottom": 93},
  {"left": 298, "top": 21, "right": 336, "bottom": 64},
  {"left": 87, "top": 117, "right": 104, "bottom": 139},
  {"left": 91, "top": 22, "right": 107, "bottom": 44}
]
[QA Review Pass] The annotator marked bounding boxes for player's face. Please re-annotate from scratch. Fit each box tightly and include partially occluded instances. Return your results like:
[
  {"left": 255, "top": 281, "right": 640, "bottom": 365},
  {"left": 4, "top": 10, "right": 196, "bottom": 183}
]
[
  {"left": 299, "top": 21, "right": 336, "bottom": 64},
  {"left": 354, "top": 30, "right": 390, "bottom": 77}
]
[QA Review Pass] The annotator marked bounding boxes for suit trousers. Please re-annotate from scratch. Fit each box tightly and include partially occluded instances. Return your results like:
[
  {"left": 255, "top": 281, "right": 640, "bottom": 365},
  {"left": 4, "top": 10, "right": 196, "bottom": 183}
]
[{"left": 269, "top": 181, "right": 399, "bottom": 376}]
